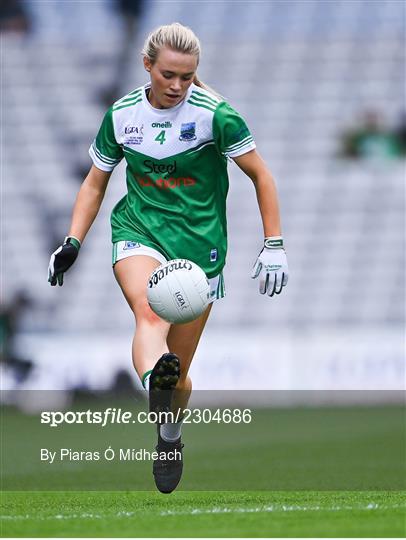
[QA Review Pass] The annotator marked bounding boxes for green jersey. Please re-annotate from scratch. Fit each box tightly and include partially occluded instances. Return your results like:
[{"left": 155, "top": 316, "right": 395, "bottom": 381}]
[{"left": 89, "top": 83, "right": 255, "bottom": 278}]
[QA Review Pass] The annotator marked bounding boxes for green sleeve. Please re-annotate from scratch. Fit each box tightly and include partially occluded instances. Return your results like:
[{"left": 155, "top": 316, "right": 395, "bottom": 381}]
[
  {"left": 213, "top": 102, "right": 256, "bottom": 158},
  {"left": 89, "top": 107, "right": 123, "bottom": 171}
]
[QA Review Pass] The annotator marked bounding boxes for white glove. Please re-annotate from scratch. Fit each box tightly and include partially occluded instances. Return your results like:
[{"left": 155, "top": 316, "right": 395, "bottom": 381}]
[{"left": 251, "top": 237, "right": 289, "bottom": 296}]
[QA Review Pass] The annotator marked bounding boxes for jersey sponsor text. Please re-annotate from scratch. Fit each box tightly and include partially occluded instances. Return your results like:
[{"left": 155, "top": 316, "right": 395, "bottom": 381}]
[
  {"left": 137, "top": 176, "right": 196, "bottom": 189},
  {"left": 143, "top": 159, "right": 177, "bottom": 174}
]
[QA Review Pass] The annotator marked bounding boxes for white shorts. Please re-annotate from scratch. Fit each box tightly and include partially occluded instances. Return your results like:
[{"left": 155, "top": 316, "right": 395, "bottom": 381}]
[{"left": 113, "top": 241, "right": 225, "bottom": 302}]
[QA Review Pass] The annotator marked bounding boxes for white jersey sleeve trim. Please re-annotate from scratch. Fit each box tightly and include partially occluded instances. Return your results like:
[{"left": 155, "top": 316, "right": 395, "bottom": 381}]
[
  {"left": 88, "top": 142, "right": 121, "bottom": 172},
  {"left": 225, "top": 141, "right": 256, "bottom": 158}
]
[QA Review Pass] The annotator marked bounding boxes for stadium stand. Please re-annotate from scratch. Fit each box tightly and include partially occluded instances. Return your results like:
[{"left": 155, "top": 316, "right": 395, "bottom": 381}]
[{"left": 2, "top": 1, "right": 404, "bottom": 389}]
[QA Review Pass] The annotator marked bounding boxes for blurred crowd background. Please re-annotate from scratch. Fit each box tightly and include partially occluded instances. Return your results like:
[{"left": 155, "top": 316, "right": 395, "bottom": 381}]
[{"left": 1, "top": 0, "right": 404, "bottom": 395}]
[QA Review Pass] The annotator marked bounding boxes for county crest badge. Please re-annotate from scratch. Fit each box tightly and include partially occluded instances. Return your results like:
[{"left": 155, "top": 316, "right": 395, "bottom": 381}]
[
  {"left": 179, "top": 122, "right": 197, "bottom": 141},
  {"left": 123, "top": 241, "right": 141, "bottom": 250}
]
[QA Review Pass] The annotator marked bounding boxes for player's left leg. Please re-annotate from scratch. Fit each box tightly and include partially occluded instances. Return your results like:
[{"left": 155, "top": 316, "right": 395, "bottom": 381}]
[
  {"left": 168, "top": 303, "right": 213, "bottom": 412},
  {"left": 152, "top": 304, "right": 213, "bottom": 493}
]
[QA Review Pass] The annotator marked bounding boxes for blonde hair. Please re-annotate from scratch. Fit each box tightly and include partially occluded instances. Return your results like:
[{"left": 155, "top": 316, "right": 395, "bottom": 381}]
[{"left": 142, "top": 22, "right": 220, "bottom": 98}]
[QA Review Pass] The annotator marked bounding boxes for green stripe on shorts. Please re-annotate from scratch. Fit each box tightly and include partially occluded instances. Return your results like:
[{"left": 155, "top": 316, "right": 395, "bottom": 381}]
[
  {"left": 214, "top": 272, "right": 225, "bottom": 301},
  {"left": 112, "top": 243, "right": 118, "bottom": 265}
]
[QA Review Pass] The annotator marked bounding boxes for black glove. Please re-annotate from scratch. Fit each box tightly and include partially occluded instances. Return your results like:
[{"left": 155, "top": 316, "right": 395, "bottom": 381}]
[{"left": 48, "top": 236, "right": 81, "bottom": 286}]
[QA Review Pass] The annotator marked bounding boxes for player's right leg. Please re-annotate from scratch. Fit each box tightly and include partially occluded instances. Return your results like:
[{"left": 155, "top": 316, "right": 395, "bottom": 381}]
[
  {"left": 113, "top": 254, "right": 172, "bottom": 380},
  {"left": 114, "top": 254, "right": 181, "bottom": 415}
]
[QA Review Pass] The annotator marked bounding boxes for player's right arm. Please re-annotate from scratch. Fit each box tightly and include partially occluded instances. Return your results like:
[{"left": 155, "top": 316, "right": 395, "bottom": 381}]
[
  {"left": 48, "top": 165, "right": 112, "bottom": 286},
  {"left": 68, "top": 165, "right": 112, "bottom": 243}
]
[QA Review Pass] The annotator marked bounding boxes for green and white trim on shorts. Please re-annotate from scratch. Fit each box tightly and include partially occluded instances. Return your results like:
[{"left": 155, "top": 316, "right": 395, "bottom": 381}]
[
  {"left": 112, "top": 241, "right": 225, "bottom": 303},
  {"left": 113, "top": 240, "right": 167, "bottom": 266}
]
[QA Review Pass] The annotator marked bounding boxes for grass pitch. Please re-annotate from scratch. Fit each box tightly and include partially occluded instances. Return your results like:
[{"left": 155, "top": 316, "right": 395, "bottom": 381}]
[{"left": 1, "top": 490, "right": 405, "bottom": 537}]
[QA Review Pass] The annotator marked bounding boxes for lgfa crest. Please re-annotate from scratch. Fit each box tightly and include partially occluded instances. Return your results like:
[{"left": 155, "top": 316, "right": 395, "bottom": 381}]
[{"left": 179, "top": 122, "right": 197, "bottom": 141}]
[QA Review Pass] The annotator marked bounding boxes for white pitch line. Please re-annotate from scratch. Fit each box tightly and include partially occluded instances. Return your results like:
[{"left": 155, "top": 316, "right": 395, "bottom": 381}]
[
  {"left": 0, "top": 513, "right": 103, "bottom": 521},
  {"left": 160, "top": 503, "right": 406, "bottom": 517},
  {"left": 1, "top": 502, "right": 405, "bottom": 521}
]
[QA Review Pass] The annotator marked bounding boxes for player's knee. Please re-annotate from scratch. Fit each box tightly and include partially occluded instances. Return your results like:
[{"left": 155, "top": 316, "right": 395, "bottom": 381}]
[{"left": 133, "top": 298, "right": 164, "bottom": 326}]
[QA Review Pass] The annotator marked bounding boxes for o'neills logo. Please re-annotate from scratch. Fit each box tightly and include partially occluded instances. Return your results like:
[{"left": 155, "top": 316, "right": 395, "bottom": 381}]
[
  {"left": 148, "top": 260, "right": 193, "bottom": 287},
  {"left": 151, "top": 121, "right": 172, "bottom": 129}
]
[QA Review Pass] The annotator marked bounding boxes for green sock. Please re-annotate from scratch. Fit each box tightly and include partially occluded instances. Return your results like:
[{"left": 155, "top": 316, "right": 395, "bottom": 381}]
[{"left": 141, "top": 370, "right": 152, "bottom": 391}]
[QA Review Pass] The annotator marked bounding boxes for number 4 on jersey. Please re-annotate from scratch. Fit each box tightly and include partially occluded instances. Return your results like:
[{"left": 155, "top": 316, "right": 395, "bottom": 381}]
[{"left": 155, "top": 130, "right": 166, "bottom": 145}]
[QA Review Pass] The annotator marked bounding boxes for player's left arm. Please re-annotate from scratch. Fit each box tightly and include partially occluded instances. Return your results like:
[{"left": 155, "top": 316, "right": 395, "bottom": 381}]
[
  {"left": 233, "top": 149, "right": 281, "bottom": 237},
  {"left": 233, "top": 149, "right": 289, "bottom": 296}
]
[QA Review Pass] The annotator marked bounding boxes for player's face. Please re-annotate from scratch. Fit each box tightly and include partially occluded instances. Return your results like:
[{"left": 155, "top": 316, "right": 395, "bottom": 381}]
[{"left": 144, "top": 47, "right": 198, "bottom": 109}]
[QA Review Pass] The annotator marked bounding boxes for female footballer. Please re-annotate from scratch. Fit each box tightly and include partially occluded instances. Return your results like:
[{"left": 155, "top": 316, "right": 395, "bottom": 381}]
[{"left": 48, "top": 23, "right": 289, "bottom": 493}]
